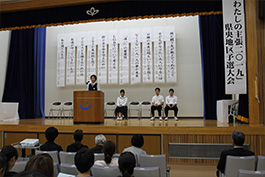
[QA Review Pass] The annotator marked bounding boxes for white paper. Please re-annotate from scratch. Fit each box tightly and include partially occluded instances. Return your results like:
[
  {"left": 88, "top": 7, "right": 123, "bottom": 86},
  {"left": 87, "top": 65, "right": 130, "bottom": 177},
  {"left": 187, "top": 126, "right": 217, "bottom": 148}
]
[
  {"left": 76, "top": 32, "right": 86, "bottom": 85},
  {"left": 97, "top": 31, "right": 107, "bottom": 84},
  {"left": 142, "top": 28, "right": 153, "bottom": 83},
  {"left": 108, "top": 30, "right": 118, "bottom": 84},
  {"left": 57, "top": 34, "right": 66, "bottom": 87},
  {"left": 66, "top": 33, "right": 76, "bottom": 85},
  {"left": 130, "top": 28, "right": 141, "bottom": 84},
  {"left": 119, "top": 29, "right": 130, "bottom": 85},
  {"left": 86, "top": 31, "right": 97, "bottom": 81}
]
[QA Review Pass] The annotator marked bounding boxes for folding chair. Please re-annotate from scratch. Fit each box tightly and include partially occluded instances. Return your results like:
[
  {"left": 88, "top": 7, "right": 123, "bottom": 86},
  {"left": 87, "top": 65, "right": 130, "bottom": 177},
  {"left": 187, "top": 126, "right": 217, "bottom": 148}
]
[
  {"left": 48, "top": 102, "right": 62, "bottom": 118},
  {"left": 61, "top": 102, "right": 73, "bottom": 118},
  {"left": 104, "top": 102, "right": 116, "bottom": 118},
  {"left": 140, "top": 101, "right": 151, "bottom": 119},
  {"left": 128, "top": 101, "right": 141, "bottom": 119}
]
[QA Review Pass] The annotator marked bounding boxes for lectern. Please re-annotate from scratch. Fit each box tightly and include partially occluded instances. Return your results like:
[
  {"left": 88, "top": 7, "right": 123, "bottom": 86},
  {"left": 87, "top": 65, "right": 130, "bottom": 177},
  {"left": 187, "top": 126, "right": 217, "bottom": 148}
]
[{"left": 73, "top": 91, "right": 104, "bottom": 124}]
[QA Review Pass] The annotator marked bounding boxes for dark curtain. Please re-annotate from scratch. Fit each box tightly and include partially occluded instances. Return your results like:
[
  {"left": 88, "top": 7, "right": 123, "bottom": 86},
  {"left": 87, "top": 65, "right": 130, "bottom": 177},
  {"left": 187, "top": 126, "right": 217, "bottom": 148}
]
[
  {"left": 2, "top": 27, "right": 46, "bottom": 119},
  {"left": 237, "top": 94, "right": 249, "bottom": 123},
  {"left": 199, "top": 14, "right": 232, "bottom": 120}
]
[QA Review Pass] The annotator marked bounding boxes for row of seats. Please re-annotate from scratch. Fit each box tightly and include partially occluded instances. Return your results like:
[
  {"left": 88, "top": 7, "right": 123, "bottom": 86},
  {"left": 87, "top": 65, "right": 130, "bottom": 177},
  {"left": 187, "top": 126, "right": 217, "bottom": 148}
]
[
  {"left": 221, "top": 155, "right": 265, "bottom": 177},
  {"left": 13, "top": 151, "right": 170, "bottom": 177}
]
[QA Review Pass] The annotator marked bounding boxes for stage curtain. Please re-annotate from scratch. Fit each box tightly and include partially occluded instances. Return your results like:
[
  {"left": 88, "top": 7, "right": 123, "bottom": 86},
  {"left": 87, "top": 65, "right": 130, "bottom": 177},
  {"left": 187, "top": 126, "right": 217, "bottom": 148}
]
[
  {"left": 237, "top": 94, "right": 249, "bottom": 123},
  {"left": 2, "top": 27, "right": 46, "bottom": 119},
  {"left": 199, "top": 14, "right": 231, "bottom": 120}
]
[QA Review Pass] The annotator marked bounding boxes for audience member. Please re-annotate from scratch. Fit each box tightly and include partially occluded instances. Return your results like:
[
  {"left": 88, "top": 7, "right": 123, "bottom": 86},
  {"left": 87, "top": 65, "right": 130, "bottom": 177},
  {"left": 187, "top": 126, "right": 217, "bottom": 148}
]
[
  {"left": 118, "top": 152, "right": 136, "bottom": 177},
  {"left": 123, "top": 134, "right": 146, "bottom": 166},
  {"left": 40, "top": 127, "right": 63, "bottom": 152},
  {"left": 0, "top": 153, "right": 7, "bottom": 177},
  {"left": 75, "top": 148, "right": 94, "bottom": 177},
  {"left": 89, "top": 134, "right": 106, "bottom": 153},
  {"left": 13, "top": 170, "right": 47, "bottom": 177},
  {"left": 67, "top": 129, "right": 88, "bottom": 152},
  {"left": 1, "top": 146, "right": 18, "bottom": 177},
  {"left": 94, "top": 141, "right": 118, "bottom": 166},
  {"left": 24, "top": 154, "right": 54, "bottom": 177},
  {"left": 216, "top": 131, "right": 255, "bottom": 176}
]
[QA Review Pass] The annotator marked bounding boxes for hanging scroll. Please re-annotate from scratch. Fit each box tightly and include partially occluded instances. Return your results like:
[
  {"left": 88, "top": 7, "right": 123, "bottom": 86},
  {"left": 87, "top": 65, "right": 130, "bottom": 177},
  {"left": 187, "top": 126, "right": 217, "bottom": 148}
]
[
  {"left": 142, "top": 28, "right": 153, "bottom": 83},
  {"left": 153, "top": 27, "right": 165, "bottom": 83},
  {"left": 57, "top": 34, "right": 66, "bottom": 87},
  {"left": 165, "top": 26, "right": 177, "bottom": 83},
  {"left": 76, "top": 33, "right": 86, "bottom": 85},
  {"left": 130, "top": 28, "right": 141, "bottom": 84},
  {"left": 97, "top": 31, "right": 107, "bottom": 84},
  {"left": 66, "top": 33, "right": 76, "bottom": 85},
  {"left": 119, "top": 29, "right": 129, "bottom": 85},
  {"left": 108, "top": 30, "right": 118, "bottom": 84},
  {"left": 87, "top": 31, "right": 97, "bottom": 81}
]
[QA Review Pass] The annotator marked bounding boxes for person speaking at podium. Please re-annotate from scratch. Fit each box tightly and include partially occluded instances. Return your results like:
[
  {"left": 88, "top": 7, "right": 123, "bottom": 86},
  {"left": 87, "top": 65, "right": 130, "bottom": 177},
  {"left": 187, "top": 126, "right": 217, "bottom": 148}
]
[{"left": 87, "top": 74, "right": 100, "bottom": 91}]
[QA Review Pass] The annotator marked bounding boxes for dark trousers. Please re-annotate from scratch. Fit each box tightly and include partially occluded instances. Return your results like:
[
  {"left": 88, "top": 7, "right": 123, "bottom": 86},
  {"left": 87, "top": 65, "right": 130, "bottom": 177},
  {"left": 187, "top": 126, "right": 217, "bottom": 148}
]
[
  {"left": 151, "top": 105, "right": 162, "bottom": 117},
  {"left": 115, "top": 106, "right": 128, "bottom": 118},
  {"left": 164, "top": 104, "right": 178, "bottom": 117}
]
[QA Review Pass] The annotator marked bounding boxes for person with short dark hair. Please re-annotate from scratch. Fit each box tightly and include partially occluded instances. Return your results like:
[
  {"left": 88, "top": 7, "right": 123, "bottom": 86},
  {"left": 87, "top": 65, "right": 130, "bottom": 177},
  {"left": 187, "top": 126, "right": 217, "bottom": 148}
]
[
  {"left": 118, "top": 152, "right": 136, "bottom": 177},
  {"left": 0, "top": 153, "right": 7, "bottom": 177},
  {"left": 1, "top": 146, "right": 18, "bottom": 177},
  {"left": 151, "top": 88, "right": 164, "bottom": 121},
  {"left": 115, "top": 89, "right": 128, "bottom": 121},
  {"left": 122, "top": 134, "right": 146, "bottom": 166},
  {"left": 67, "top": 129, "right": 88, "bottom": 152},
  {"left": 40, "top": 127, "right": 63, "bottom": 152},
  {"left": 13, "top": 170, "right": 47, "bottom": 177},
  {"left": 216, "top": 131, "right": 255, "bottom": 176},
  {"left": 94, "top": 141, "right": 118, "bottom": 167},
  {"left": 75, "top": 148, "right": 94, "bottom": 176},
  {"left": 89, "top": 134, "right": 107, "bottom": 153},
  {"left": 24, "top": 154, "right": 54, "bottom": 177},
  {"left": 87, "top": 75, "right": 100, "bottom": 91},
  {"left": 164, "top": 88, "right": 179, "bottom": 121}
]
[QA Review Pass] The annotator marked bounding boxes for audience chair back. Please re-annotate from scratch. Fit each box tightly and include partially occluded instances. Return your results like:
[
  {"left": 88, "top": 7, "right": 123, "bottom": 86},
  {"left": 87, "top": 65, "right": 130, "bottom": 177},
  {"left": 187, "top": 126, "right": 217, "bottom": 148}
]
[
  {"left": 54, "top": 162, "right": 59, "bottom": 177},
  {"left": 35, "top": 150, "right": 60, "bottom": 164},
  {"left": 12, "top": 161, "right": 28, "bottom": 173},
  {"left": 59, "top": 151, "right": 76, "bottom": 165},
  {"left": 59, "top": 163, "right": 79, "bottom": 176},
  {"left": 139, "top": 154, "right": 167, "bottom": 177},
  {"left": 134, "top": 167, "right": 160, "bottom": 177},
  {"left": 225, "top": 156, "right": 255, "bottom": 177},
  {"left": 257, "top": 156, "right": 265, "bottom": 171},
  {"left": 128, "top": 101, "right": 141, "bottom": 119},
  {"left": 57, "top": 172, "right": 75, "bottom": 177},
  {"left": 113, "top": 153, "right": 120, "bottom": 159},
  {"left": 237, "top": 170, "right": 265, "bottom": 177},
  {"left": 91, "top": 165, "right": 120, "bottom": 177},
  {"left": 94, "top": 153, "right": 104, "bottom": 161}
]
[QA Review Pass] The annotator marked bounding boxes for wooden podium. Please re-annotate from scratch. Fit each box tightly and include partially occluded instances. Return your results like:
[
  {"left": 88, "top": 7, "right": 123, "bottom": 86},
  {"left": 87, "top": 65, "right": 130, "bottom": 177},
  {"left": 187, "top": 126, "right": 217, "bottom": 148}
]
[{"left": 73, "top": 91, "right": 104, "bottom": 124}]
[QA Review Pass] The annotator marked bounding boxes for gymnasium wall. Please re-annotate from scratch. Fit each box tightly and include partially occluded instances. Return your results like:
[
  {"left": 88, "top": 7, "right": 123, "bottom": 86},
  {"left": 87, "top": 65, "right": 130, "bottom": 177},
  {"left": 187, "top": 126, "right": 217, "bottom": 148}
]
[{"left": 45, "top": 16, "right": 204, "bottom": 117}]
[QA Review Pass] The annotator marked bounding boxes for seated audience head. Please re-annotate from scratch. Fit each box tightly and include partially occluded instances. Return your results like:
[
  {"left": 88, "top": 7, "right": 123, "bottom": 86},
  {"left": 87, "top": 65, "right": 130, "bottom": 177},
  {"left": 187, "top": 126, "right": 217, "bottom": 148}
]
[
  {"left": 103, "top": 141, "right": 116, "bottom": 164},
  {"left": 155, "top": 87, "right": 160, "bottom": 95},
  {"left": 0, "top": 153, "right": 7, "bottom": 177},
  {"left": 232, "top": 131, "right": 245, "bottom": 146},
  {"left": 131, "top": 134, "right": 144, "bottom": 148},
  {"left": 118, "top": 152, "right": 136, "bottom": 177},
  {"left": 95, "top": 134, "right": 106, "bottom": 145},
  {"left": 90, "top": 75, "right": 97, "bottom": 83},
  {"left": 120, "top": 89, "right": 125, "bottom": 97},
  {"left": 24, "top": 153, "right": 54, "bottom": 177},
  {"left": 75, "top": 148, "right": 94, "bottom": 175},
  {"left": 13, "top": 170, "right": 48, "bottom": 177},
  {"left": 169, "top": 88, "right": 174, "bottom": 96},
  {"left": 1, "top": 145, "right": 18, "bottom": 173},
  {"left": 74, "top": 129, "right": 84, "bottom": 142},
  {"left": 45, "top": 127, "right": 59, "bottom": 142}
]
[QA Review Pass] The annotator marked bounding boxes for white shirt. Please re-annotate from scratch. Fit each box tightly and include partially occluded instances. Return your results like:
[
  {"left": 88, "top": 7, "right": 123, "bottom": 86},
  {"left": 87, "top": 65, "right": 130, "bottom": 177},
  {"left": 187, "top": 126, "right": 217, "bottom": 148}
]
[
  {"left": 94, "top": 158, "right": 118, "bottom": 167},
  {"left": 117, "top": 96, "right": 128, "bottom": 106},
  {"left": 87, "top": 82, "right": 100, "bottom": 91},
  {"left": 166, "top": 95, "right": 178, "bottom": 105},
  {"left": 151, "top": 95, "right": 164, "bottom": 105}
]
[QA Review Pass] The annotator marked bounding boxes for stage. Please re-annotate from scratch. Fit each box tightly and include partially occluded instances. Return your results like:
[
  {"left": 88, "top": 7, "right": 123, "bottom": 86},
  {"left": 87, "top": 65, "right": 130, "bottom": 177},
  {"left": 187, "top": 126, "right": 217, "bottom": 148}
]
[{"left": 0, "top": 118, "right": 264, "bottom": 164}]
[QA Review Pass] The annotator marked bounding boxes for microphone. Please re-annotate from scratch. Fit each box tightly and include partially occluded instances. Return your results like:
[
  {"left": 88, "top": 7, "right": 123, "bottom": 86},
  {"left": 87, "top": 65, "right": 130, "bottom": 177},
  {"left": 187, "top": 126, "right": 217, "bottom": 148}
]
[{"left": 86, "top": 80, "right": 90, "bottom": 85}]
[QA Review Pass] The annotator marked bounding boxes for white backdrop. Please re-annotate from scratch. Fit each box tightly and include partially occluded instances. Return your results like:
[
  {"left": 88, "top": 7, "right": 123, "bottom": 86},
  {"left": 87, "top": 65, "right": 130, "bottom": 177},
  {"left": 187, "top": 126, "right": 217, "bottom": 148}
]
[{"left": 45, "top": 16, "right": 203, "bottom": 117}]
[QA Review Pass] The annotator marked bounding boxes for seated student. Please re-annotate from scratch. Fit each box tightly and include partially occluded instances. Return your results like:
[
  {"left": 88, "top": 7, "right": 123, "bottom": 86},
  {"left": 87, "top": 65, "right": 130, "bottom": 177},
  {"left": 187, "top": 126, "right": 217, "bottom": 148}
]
[
  {"left": 40, "top": 127, "right": 63, "bottom": 152},
  {"left": 164, "top": 88, "right": 179, "bottom": 121},
  {"left": 24, "top": 154, "right": 54, "bottom": 177},
  {"left": 94, "top": 141, "right": 118, "bottom": 167},
  {"left": 118, "top": 152, "right": 136, "bottom": 177},
  {"left": 74, "top": 148, "right": 94, "bottom": 177},
  {"left": 115, "top": 89, "right": 128, "bottom": 121},
  {"left": 216, "top": 131, "right": 255, "bottom": 176},
  {"left": 1, "top": 146, "right": 18, "bottom": 177},
  {"left": 89, "top": 134, "right": 107, "bottom": 153},
  {"left": 87, "top": 75, "right": 100, "bottom": 91},
  {"left": 0, "top": 153, "right": 7, "bottom": 177},
  {"left": 13, "top": 170, "right": 47, "bottom": 177},
  {"left": 151, "top": 88, "right": 164, "bottom": 121},
  {"left": 67, "top": 129, "right": 88, "bottom": 152},
  {"left": 122, "top": 134, "right": 146, "bottom": 166}
]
